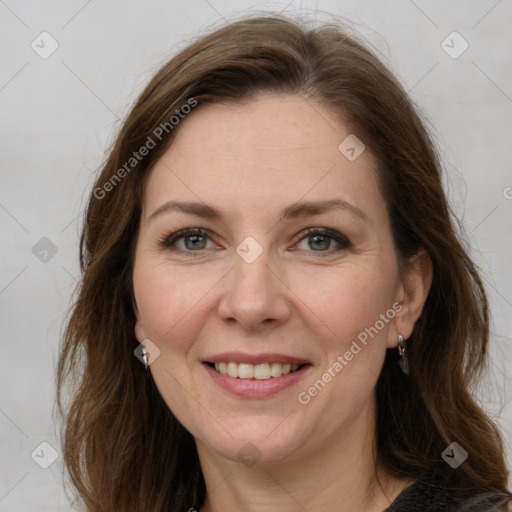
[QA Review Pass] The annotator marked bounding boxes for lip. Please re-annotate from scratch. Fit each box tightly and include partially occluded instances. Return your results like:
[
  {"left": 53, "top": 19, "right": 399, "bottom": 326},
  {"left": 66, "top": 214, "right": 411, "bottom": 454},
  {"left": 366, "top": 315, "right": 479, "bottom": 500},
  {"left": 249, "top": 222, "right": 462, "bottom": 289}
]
[
  {"left": 202, "top": 361, "right": 312, "bottom": 399},
  {"left": 203, "top": 352, "right": 310, "bottom": 365}
]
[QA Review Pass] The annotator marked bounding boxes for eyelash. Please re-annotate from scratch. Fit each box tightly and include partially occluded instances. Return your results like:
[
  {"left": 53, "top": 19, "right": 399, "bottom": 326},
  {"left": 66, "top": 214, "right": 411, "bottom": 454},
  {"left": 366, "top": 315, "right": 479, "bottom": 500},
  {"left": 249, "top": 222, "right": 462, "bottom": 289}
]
[{"left": 158, "top": 227, "right": 352, "bottom": 256}]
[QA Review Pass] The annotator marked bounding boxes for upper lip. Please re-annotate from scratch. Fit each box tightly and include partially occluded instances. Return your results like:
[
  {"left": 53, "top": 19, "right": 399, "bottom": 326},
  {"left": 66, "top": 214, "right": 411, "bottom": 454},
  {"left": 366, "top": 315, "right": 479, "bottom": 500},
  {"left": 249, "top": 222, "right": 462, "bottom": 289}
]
[{"left": 203, "top": 352, "right": 310, "bottom": 365}]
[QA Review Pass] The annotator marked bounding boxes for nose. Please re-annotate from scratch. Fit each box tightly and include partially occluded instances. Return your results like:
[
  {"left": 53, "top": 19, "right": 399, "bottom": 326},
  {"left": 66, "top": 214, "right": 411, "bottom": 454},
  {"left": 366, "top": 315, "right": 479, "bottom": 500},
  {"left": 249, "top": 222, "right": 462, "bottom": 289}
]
[{"left": 217, "top": 246, "right": 291, "bottom": 332}]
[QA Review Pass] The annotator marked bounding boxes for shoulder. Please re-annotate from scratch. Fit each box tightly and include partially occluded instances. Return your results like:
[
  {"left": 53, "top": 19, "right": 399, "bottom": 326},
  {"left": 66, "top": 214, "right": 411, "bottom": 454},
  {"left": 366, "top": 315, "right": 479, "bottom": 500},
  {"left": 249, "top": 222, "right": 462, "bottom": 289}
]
[{"left": 385, "top": 473, "right": 511, "bottom": 512}]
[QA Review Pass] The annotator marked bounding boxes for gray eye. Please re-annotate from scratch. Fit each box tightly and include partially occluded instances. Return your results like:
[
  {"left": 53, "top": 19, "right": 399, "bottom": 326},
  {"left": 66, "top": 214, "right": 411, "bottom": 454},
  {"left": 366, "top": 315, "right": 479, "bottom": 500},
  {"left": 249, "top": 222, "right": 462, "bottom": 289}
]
[
  {"left": 183, "top": 235, "right": 208, "bottom": 250},
  {"left": 308, "top": 234, "right": 332, "bottom": 251},
  {"left": 295, "top": 234, "right": 333, "bottom": 251},
  {"left": 293, "top": 228, "right": 350, "bottom": 254}
]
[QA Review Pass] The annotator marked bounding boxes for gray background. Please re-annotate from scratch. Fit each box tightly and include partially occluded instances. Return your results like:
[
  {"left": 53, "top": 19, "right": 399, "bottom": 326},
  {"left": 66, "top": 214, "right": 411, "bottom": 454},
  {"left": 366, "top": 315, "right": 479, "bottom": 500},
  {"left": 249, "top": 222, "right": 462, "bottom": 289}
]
[{"left": 1, "top": 0, "right": 511, "bottom": 510}]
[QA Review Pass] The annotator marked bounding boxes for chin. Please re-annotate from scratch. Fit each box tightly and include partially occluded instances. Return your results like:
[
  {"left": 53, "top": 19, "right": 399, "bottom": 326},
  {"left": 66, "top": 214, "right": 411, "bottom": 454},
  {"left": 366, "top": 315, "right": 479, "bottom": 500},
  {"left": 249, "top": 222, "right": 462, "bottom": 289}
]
[{"left": 195, "top": 416, "right": 310, "bottom": 466}]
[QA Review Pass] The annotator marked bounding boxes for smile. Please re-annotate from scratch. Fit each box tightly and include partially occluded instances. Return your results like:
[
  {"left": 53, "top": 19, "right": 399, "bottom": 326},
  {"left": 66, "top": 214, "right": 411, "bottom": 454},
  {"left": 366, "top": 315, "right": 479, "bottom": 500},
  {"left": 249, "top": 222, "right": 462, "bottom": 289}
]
[
  {"left": 209, "top": 361, "right": 303, "bottom": 380},
  {"left": 202, "top": 359, "right": 312, "bottom": 399}
]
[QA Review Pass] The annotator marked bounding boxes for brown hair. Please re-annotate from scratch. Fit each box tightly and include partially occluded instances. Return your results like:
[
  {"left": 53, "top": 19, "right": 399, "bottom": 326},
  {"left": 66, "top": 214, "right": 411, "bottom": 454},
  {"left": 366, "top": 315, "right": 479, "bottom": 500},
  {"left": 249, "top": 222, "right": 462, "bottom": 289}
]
[{"left": 57, "top": 13, "right": 512, "bottom": 511}]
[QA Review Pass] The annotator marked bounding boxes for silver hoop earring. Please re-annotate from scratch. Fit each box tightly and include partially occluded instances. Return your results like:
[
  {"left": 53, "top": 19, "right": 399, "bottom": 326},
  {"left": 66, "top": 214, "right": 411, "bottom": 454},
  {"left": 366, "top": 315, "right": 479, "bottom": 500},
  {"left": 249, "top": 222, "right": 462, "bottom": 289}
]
[
  {"left": 141, "top": 345, "right": 149, "bottom": 371},
  {"left": 397, "top": 334, "right": 409, "bottom": 375}
]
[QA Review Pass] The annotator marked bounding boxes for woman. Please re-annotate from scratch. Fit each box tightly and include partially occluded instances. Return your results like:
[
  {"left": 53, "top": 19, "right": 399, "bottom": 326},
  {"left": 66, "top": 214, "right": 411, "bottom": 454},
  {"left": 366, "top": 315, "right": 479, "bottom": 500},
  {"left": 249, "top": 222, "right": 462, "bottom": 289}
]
[{"left": 57, "top": 13, "right": 512, "bottom": 512}]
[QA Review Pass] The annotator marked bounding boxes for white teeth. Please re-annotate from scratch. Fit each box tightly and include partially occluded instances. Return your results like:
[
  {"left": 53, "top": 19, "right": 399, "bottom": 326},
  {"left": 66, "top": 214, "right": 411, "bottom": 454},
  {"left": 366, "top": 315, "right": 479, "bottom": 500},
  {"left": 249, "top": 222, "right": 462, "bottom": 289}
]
[
  {"left": 211, "top": 361, "right": 303, "bottom": 380},
  {"left": 270, "top": 363, "right": 282, "bottom": 377},
  {"left": 238, "top": 363, "right": 254, "bottom": 379},
  {"left": 227, "top": 362, "right": 238, "bottom": 378},
  {"left": 254, "top": 363, "right": 271, "bottom": 380}
]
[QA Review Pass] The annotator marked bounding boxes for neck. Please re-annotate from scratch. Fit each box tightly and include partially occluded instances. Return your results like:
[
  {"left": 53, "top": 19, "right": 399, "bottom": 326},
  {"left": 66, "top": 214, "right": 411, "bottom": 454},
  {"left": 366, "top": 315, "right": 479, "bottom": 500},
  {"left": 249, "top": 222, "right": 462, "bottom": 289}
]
[{"left": 197, "top": 396, "right": 409, "bottom": 512}]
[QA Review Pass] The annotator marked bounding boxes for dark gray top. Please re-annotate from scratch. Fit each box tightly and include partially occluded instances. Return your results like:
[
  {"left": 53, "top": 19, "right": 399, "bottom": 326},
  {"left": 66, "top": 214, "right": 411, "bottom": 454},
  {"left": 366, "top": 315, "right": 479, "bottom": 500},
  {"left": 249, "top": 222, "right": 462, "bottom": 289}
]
[{"left": 384, "top": 473, "right": 509, "bottom": 512}]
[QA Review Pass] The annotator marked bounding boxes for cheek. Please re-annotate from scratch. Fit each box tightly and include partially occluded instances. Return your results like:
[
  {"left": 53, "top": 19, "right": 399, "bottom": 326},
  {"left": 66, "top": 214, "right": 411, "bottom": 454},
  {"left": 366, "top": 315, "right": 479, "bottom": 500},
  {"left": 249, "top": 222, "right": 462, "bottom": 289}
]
[
  {"left": 133, "top": 259, "right": 217, "bottom": 430},
  {"left": 291, "top": 265, "right": 396, "bottom": 422},
  {"left": 287, "top": 259, "right": 397, "bottom": 352},
  {"left": 133, "top": 258, "right": 221, "bottom": 355}
]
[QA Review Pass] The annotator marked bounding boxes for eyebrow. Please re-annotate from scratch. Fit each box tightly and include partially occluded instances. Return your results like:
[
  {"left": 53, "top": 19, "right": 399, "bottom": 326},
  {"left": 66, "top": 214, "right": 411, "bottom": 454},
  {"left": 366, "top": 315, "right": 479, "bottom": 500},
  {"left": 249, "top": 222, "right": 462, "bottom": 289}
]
[{"left": 148, "top": 198, "right": 369, "bottom": 224}]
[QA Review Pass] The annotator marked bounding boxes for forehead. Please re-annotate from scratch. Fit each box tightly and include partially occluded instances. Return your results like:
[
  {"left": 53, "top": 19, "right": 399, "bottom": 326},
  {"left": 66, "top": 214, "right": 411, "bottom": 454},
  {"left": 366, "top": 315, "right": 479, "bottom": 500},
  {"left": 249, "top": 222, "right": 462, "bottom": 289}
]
[{"left": 143, "top": 94, "right": 385, "bottom": 223}]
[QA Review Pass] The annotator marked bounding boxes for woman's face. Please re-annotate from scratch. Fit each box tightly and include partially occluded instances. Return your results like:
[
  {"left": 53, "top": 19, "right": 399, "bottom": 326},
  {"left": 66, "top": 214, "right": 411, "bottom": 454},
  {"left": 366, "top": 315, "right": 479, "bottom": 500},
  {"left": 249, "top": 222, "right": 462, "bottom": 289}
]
[{"left": 133, "top": 94, "right": 416, "bottom": 465}]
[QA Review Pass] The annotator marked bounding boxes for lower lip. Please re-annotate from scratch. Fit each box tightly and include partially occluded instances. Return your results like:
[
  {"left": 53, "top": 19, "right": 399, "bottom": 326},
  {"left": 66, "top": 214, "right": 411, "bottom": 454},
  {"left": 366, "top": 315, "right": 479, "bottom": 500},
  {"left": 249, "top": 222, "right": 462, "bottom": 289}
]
[{"left": 203, "top": 363, "right": 311, "bottom": 399}]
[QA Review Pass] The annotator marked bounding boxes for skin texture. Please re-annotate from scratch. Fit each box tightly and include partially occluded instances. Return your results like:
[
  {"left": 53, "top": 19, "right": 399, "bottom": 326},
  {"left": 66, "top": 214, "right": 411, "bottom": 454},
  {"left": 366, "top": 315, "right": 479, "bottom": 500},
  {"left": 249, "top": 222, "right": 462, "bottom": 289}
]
[{"left": 132, "top": 94, "right": 432, "bottom": 511}]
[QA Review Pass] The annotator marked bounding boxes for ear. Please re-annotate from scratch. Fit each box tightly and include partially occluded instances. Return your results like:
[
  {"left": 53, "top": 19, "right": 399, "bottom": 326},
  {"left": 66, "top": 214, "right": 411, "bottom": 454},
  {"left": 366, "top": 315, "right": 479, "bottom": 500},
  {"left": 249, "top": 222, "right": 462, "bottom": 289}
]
[
  {"left": 133, "top": 298, "right": 146, "bottom": 343},
  {"left": 389, "top": 249, "right": 433, "bottom": 347}
]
